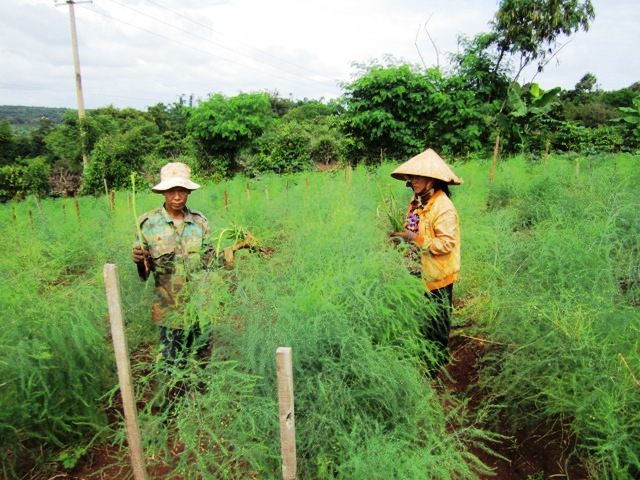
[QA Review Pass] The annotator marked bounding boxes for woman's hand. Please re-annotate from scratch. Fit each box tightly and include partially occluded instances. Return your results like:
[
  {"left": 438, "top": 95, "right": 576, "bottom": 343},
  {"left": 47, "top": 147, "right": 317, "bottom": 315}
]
[{"left": 390, "top": 230, "right": 417, "bottom": 243}]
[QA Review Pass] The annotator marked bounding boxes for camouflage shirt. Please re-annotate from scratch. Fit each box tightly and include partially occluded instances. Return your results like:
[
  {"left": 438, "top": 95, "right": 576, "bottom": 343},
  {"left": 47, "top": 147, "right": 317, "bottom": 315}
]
[{"left": 135, "top": 205, "right": 215, "bottom": 328}]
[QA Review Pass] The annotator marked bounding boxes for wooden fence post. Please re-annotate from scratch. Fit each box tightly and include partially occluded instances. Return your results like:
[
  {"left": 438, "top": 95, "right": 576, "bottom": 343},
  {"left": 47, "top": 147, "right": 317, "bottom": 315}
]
[
  {"left": 489, "top": 135, "right": 500, "bottom": 185},
  {"left": 103, "top": 264, "right": 149, "bottom": 480},
  {"left": 276, "top": 347, "right": 296, "bottom": 480}
]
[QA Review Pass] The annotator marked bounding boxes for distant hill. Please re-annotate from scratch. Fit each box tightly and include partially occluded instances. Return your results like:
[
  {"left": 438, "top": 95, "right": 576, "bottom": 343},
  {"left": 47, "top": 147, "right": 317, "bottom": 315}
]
[{"left": 0, "top": 105, "right": 72, "bottom": 134}]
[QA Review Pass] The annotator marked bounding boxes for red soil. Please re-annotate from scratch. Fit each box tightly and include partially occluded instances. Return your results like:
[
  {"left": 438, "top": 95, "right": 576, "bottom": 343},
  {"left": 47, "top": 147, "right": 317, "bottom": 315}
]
[{"left": 438, "top": 332, "right": 590, "bottom": 480}]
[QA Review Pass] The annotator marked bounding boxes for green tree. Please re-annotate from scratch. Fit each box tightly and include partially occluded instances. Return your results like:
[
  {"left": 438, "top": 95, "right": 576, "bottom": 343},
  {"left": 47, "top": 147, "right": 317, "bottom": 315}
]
[
  {"left": 340, "top": 60, "right": 438, "bottom": 164},
  {"left": 28, "top": 117, "right": 54, "bottom": 158},
  {"left": 450, "top": 32, "right": 510, "bottom": 104},
  {"left": 282, "top": 100, "right": 345, "bottom": 166},
  {"left": 340, "top": 59, "right": 490, "bottom": 162},
  {"left": 187, "top": 92, "right": 275, "bottom": 177},
  {"left": 79, "top": 123, "right": 160, "bottom": 194},
  {"left": 429, "top": 72, "right": 493, "bottom": 155},
  {"left": 0, "top": 121, "right": 16, "bottom": 166},
  {"left": 248, "top": 121, "right": 313, "bottom": 175},
  {"left": 491, "top": 0, "right": 595, "bottom": 78},
  {"left": 575, "top": 72, "right": 598, "bottom": 94},
  {"left": 44, "top": 111, "right": 87, "bottom": 171},
  {"left": 282, "top": 100, "right": 341, "bottom": 123},
  {"left": 146, "top": 102, "right": 194, "bottom": 158}
]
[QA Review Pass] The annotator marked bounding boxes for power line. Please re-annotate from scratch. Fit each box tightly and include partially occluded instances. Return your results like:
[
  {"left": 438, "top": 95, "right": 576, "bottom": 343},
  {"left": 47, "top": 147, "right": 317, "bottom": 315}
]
[
  {"left": 83, "top": 0, "right": 337, "bottom": 94},
  {"left": 143, "top": 0, "right": 335, "bottom": 82}
]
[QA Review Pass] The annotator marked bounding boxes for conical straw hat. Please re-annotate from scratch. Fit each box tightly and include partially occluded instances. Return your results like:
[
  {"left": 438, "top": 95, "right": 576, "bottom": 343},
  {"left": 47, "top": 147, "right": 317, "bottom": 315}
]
[{"left": 390, "top": 149, "right": 463, "bottom": 185}]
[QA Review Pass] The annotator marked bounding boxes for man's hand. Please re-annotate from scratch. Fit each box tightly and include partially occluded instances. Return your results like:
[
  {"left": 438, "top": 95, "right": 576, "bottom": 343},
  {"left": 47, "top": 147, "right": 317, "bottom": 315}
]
[
  {"left": 390, "top": 230, "right": 417, "bottom": 243},
  {"left": 132, "top": 245, "right": 148, "bottom": 263}
]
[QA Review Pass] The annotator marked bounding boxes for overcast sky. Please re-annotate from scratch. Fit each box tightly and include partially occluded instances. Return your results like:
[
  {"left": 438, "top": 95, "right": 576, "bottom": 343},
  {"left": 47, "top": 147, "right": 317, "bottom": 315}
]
[{"left": 1, "top": 0, "right": 638, "bottom": 110}]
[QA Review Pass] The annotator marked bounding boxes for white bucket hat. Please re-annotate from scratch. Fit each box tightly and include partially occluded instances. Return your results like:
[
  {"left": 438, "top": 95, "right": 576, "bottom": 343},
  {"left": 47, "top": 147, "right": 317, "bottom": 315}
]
[
  {"left": 391, "top": 149, "right": 463, "bottom": 185},
  {"left": 151, "top": 162, "right": 201, "bottom": 193}
]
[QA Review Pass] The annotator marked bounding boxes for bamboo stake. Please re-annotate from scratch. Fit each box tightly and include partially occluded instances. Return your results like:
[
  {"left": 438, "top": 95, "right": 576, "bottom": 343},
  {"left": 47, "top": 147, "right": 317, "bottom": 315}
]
[
  {"left": 103, "top": 178, "right": 110, "bottom": 211},
  {"left": 489, "top": 135, "right": 500, "bottom": 185},
  {"left": 103, "top": 264, "right": 149, "bottom": 480},
  {"left": 276, "top": 347, "right": 296, "bottom": 480},
  {"left": 304, "top": 178, "right": 309, "bottom": 207},
  {"left": 74, "top": 198, "right": 81, "bottom": 223},
  {"left": 131, "top": 173, "right": 149, "bottom": 275}
]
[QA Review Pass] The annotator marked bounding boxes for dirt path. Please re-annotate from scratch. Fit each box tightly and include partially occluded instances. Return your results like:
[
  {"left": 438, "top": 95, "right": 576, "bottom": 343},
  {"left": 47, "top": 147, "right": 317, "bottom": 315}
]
[{"left": 438, "top": 333, "right": 590, "bottom": 479}]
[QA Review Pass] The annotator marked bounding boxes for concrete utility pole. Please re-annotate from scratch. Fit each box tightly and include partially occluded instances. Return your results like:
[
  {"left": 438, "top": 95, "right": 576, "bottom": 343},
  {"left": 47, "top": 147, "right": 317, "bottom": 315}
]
[{"left": 56, "top": 0, "right": 91, "bottom": 168}]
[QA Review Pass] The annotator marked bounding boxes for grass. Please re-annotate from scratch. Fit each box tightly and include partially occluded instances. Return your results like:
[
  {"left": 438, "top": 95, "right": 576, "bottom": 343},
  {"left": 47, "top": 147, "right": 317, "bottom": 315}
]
[{"left": 1, "top": 153, "right": 639, "bottom": 478}]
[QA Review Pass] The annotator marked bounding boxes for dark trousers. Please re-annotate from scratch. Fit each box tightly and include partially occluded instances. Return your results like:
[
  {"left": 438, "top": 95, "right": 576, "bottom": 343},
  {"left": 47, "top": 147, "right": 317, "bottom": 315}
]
[
  {"left": 160, "top": 325, "right": 210, "bottom": 368},
  {"left": 423, "top": 284, "right": 453, "bottom": 366}
]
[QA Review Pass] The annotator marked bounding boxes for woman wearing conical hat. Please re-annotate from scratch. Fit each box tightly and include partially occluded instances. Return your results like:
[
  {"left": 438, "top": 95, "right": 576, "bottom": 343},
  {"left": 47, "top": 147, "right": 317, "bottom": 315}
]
[{"left": 390, "top": 149, "right": 462, "bottom": 377}]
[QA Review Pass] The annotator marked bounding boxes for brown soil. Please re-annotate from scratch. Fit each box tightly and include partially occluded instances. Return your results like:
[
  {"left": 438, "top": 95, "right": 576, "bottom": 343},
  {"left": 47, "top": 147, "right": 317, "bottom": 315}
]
[
  {"left": 437, "top": 332, "right": 590, "bottom": 480},
  {"left": 53, "top": 334, "right": 590, "bottom": 479}
]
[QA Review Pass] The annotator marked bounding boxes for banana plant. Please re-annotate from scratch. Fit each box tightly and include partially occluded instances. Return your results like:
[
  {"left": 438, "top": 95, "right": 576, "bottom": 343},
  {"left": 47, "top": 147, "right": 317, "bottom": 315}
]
[
  {"left": 496, "top": 82, "right": 561, "bottom": 153},
  {"left": 617, "top": 96, "right": 640, "bottom": 128}
]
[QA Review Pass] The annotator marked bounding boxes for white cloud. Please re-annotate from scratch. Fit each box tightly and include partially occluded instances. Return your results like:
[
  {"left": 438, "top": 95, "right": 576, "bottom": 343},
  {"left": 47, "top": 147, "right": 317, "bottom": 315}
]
[{"left": 0, "top": 0, "right": 637, "bottom": 110}]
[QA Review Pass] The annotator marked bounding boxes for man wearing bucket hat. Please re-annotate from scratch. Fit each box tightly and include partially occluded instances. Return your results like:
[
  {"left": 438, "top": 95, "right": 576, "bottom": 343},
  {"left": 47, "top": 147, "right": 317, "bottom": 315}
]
[
  {"left": 390, "top": 149, "right": 462, "bottom": 377},
  {"left": 132, "top": 162, "right": 241, "bottom": 367}
]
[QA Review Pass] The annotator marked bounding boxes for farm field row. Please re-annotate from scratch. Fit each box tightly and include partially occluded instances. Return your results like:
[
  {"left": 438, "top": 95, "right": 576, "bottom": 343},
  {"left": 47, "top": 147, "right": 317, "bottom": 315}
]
[{"left": 1, "top": 154, "right": 638, "bottom": 479}]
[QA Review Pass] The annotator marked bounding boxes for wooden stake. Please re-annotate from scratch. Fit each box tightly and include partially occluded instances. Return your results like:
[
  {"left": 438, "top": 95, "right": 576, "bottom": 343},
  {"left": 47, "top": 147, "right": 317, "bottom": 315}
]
[
  {"left": 74, "top": 198, "right": 81, "bottom": 223},
  {"left": 224, "top": 190, "right": 229, "bottom": 211},
  {"left": 103, "top": 178, "right": 110, "bottom": 210},
  {"left": 489, "top": 135, "right": 500, "bottom": 185},
  {"left": 103, "top": 264, "right": 149, "bottom": 480},
  {"left": 276, "top": 347, "right": 296, "bottom": 480}
]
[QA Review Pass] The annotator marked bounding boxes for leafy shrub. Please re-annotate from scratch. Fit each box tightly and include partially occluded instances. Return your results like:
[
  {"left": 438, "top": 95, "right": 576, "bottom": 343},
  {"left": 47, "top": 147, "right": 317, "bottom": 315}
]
[
  {"left": 0, "top": 164, "right": 27, "bottom": 201},
  {"left": 79, "top": 123, "right": 160, "bottom": 194},
  {"left": 244, "top": 122, "right": 313, "bottom": 175},
  {"left": 553, "top": 123, "right": 625, "bottom": 153},
  {"left": 0, "top": 157, "right": 51, "bottom": 201}
]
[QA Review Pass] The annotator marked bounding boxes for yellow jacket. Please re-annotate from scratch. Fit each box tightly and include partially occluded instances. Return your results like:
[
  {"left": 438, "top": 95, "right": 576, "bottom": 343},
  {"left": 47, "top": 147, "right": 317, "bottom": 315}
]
[{"left": 412, "top": 190, "right": 460, "bottom": 291}]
